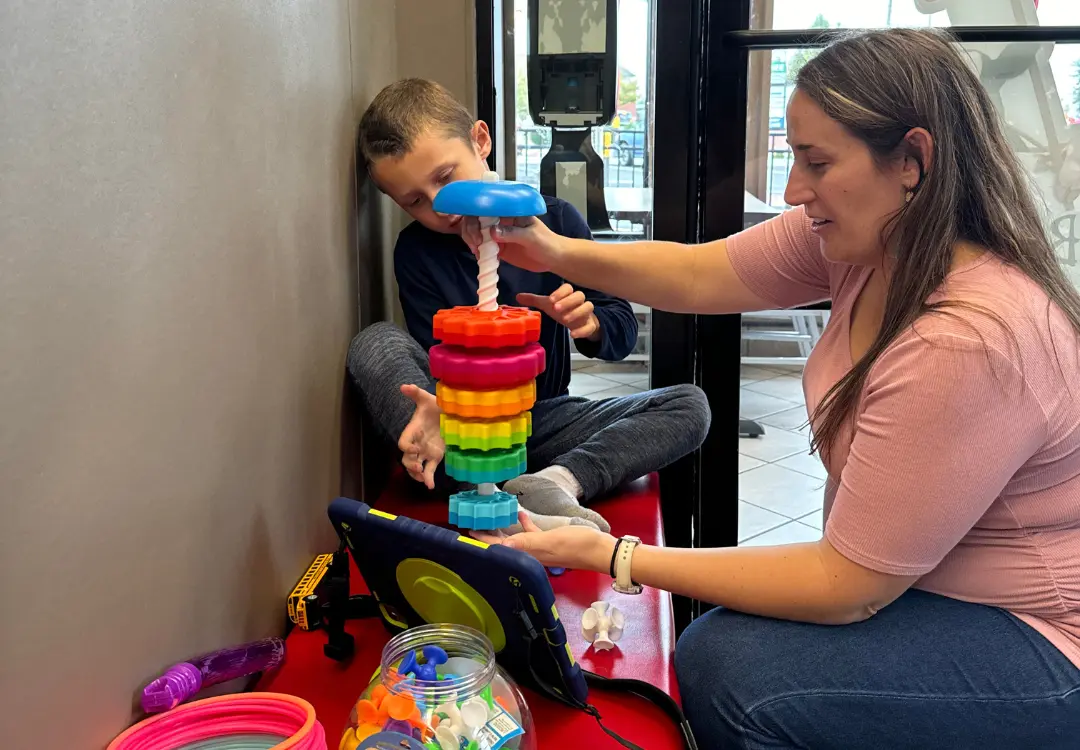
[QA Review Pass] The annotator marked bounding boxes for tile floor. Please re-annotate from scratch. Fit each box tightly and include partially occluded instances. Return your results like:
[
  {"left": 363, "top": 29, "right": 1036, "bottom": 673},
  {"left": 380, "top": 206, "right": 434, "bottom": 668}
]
[
  {"left": 738, "top": 365, "right": 825, "bottom": 546},
  {"left": 569, "top": 360, "right": 825, "bottom": 547},
  {"left": 568, "top": 359, "right": 650, "bottom": 399}
]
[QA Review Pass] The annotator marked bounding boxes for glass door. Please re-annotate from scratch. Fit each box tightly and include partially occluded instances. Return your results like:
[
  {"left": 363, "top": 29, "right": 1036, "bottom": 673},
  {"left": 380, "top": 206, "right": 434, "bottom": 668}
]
[
  {"left": 478, "top": 0, "right": 706, "bottom": 631},
  {"left": 506, "top": 0, "right": 655, "bottom": 398}
]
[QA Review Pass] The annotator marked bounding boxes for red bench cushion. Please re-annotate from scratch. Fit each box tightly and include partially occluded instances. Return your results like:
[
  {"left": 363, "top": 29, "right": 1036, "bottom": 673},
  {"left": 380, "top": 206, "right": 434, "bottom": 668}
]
[{"left": 258, "top": 473, "right": 683, "bottom": 749}]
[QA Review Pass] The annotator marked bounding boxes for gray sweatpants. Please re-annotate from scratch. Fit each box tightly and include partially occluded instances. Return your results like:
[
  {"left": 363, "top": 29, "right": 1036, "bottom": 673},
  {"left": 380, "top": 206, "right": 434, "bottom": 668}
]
[{"left": 346, "top": 322, "right": 711, "bottom": 500}]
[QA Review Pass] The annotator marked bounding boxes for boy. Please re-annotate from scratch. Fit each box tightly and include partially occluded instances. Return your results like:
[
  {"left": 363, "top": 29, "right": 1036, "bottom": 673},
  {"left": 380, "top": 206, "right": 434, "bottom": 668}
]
[{"left": 348, "top": 78, "right": 710, "bottom": 531}]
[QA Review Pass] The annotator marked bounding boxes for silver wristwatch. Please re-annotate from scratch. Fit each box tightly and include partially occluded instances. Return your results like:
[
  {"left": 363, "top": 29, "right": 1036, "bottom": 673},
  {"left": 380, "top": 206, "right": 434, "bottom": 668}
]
[{"left": 610, "top": 535, "right": 643, "bottom": 595}]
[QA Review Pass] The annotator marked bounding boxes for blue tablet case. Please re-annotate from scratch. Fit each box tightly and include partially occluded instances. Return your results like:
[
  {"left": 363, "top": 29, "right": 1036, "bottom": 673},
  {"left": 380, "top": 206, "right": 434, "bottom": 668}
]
[{"left": 327, "top": 497, "right": 590, "bottom": 706}]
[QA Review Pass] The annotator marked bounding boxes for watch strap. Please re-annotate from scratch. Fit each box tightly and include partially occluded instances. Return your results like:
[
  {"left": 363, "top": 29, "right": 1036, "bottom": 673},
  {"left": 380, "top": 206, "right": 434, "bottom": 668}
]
[
  {"left": 609, "top": 538, "right": 623, "bottom": 579},
  {"left": 614, "top": 537, "right": 641, "bottom": 593}
]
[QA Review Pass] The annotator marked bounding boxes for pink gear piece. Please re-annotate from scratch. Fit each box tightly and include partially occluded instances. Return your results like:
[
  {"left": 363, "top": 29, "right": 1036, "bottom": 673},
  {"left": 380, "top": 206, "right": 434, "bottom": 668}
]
[{"left": 429, "top": 343, "right": 546, "bottom": 390}]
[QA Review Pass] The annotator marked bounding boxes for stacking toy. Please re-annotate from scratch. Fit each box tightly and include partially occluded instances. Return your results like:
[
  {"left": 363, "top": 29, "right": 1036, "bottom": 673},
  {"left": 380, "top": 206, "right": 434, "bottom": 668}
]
[{"left": 430, "top": 172, "right": 548, "bottom": 530}]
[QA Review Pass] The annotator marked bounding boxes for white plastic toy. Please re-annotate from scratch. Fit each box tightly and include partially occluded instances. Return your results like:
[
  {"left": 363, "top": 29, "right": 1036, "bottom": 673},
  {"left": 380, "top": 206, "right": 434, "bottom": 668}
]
[
  {"left": 433, "top": 696, "right": 491, "bottom": 749},
  {"left": 581, "top": 600, "right": 625, "bottom": 651}
]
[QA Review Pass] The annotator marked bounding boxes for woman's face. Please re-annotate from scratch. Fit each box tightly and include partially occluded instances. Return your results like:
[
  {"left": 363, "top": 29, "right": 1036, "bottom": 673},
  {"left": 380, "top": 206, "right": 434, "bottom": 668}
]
[{"left": 783, "top": 89, "right": 913, "bottom": 266}]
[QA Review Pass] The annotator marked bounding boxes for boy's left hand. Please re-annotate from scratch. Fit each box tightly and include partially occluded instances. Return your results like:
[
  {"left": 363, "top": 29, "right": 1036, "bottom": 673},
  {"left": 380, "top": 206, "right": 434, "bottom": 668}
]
[
  {"left": 517, "top": 283, "right": 601, "bottom": 341},
  {"left": 398, "top": 384, "right": 444, "bottom": 490}
]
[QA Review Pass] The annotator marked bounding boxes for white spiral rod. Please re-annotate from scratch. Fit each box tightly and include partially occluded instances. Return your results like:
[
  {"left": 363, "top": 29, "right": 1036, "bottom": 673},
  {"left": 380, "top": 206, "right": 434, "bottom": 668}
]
[
  {"left": 476, "top": 171, "right": 501, "bottom": 312},
  {"left": 477, "top": 219, "right": 500, "bottom": 312}
]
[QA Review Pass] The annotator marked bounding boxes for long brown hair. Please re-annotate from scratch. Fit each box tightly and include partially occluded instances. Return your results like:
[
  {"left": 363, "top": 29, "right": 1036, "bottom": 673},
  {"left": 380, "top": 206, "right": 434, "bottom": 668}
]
[{"left": 797, "top": 28, "right": 1080, "bottom": 459}]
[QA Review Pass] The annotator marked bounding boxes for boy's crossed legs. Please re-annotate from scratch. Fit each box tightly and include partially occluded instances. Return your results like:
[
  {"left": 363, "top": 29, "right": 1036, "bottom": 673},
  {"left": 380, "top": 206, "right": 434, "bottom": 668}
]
[{"left": 347, "top": 322, "right": 711, "bottom": 531}]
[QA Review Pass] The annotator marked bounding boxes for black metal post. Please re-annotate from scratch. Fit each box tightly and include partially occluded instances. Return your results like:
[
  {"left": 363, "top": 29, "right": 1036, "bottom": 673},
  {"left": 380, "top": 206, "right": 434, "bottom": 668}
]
[
  {"left": 726, "top": 25, "right": 1080, "bottom": 50},
  {"left": 642, "top": 0, "right": 654, "bottom": 189},
  {"left": 475, "top": 0, "right": 497, "bottom": 171},
  {"left": 688, "top": 0, "right": 752, "bottom": 619},
  {"left": 651, "top": 0, "right": 708, "bottom": 635}
]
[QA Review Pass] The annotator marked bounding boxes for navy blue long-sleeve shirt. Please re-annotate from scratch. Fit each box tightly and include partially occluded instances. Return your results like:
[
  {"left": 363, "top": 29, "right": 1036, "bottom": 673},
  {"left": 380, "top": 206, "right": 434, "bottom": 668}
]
[{"left": 394, "top": 196, "right": 638, "bottom": 401}]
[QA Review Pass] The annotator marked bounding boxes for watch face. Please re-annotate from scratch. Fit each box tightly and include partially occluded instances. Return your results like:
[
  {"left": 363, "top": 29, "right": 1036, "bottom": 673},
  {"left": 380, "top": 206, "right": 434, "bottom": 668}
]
[{"left": 623, "top": 535, "right": 642, "bottom": 544}]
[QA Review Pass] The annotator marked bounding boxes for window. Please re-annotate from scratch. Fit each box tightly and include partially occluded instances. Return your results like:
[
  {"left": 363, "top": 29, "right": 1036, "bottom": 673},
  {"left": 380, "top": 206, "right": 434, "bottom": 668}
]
[
  {"left": 747, "top": 42, "right": 1080, "bottom": 292},
  {"left": 507, "top": 0, "right": 658, "bottom": 382},
  {"left": 759, "top": 0, "right": 1080, "bottom": 30}
]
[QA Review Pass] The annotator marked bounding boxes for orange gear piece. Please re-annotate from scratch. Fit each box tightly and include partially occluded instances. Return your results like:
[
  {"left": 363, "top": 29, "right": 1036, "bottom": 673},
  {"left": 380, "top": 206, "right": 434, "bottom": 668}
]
[
  {"left": 433, "top": 305, "right": 541, "bottom": 348},
  {"left": 436, "top": 381, "right": 536, "bottom": 419}
]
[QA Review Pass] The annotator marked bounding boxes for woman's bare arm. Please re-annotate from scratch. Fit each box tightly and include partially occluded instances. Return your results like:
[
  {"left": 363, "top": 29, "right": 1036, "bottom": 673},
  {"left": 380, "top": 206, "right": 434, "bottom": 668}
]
[{"left": 550, "top": 236, "right": 776, "bottom": 315}]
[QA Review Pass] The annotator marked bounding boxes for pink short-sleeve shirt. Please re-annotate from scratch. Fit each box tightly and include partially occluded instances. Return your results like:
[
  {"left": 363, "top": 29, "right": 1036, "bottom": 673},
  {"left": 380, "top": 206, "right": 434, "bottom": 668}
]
[{"left": 728, "top": 206, "right": 1080, "bottom": 666}]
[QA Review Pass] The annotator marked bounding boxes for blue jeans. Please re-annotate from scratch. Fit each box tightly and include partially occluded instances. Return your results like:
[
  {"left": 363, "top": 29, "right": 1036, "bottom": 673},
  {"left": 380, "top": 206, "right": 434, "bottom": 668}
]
[{"left": 675, "top": 589, "right": 1080, "bottom": 749}]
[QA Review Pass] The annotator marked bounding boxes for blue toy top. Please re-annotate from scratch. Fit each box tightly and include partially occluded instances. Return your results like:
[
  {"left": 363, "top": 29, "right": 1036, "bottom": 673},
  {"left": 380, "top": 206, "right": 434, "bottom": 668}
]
[{"left": 432, "top": 179, "right": 547, "bottom": 218}]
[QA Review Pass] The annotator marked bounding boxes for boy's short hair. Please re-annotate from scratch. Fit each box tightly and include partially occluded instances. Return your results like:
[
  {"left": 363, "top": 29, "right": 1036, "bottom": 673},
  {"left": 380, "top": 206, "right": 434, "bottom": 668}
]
[{"left": 358, "top": 78, "right": 476, "bottom": 168}]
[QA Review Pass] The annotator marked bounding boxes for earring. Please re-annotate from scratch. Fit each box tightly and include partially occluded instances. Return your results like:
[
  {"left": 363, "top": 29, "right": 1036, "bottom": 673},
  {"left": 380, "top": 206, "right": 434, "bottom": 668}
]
[{"left": 905, "top": 190, "right": 914, "bottom": 204}]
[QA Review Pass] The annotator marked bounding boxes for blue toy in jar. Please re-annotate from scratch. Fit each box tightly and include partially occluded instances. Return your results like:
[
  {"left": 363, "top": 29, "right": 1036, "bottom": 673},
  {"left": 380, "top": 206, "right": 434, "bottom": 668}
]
[{"left": 340, "top": 624, "right": 533, "bottom": 750}]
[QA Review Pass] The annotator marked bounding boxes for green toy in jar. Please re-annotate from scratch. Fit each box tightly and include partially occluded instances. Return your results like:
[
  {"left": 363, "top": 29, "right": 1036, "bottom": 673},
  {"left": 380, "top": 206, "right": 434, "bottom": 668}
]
[{"left": 340, "top": 623, "right": 536, "bottom": 750}]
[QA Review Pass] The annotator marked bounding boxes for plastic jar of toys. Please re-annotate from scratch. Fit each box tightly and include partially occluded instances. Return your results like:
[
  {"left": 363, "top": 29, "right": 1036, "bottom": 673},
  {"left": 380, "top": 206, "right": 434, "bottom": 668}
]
[{"left": 339, "top": 623, "right": 535, "bottom": 750}]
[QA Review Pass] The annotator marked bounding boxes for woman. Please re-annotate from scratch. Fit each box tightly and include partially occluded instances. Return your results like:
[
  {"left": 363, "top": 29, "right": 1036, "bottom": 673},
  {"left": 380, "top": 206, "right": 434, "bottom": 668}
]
[{"left": 460, "top": 28, "right": 1080, "bottom": 748}]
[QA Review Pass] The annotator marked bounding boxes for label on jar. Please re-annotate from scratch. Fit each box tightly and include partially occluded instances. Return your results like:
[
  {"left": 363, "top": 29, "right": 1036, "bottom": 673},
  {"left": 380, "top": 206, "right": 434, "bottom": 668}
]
[{"left": 474, "top": 706, "right": 524, "bottom": 750}]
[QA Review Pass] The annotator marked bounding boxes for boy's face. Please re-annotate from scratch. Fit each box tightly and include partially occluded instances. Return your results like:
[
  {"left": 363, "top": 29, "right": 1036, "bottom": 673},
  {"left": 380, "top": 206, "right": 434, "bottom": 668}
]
[{"left": 370, "top": 121, "right": 492, "bottom": 235}]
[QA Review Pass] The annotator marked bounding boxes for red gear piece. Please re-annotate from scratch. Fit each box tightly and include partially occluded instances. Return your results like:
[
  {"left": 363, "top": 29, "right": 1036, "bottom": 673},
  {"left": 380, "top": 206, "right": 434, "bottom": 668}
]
[
  {"left": 429, "top": 342, "right": 546, "bottom": 390},
  {"left": 432, "top": 306, "right": 541, "bottom": 348}
]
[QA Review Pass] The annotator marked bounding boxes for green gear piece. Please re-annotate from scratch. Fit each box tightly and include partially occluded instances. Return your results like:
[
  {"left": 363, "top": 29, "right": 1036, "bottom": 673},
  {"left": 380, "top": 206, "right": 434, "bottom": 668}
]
[{"left": 444, "top": 445, "right": 527, "bottom": 484}]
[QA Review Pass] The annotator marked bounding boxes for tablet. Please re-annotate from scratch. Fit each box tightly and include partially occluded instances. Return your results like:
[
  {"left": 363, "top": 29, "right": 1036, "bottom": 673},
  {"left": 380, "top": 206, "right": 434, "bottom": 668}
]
[{"left": 327, "top": 497, "right": 589, "bottom": 706}]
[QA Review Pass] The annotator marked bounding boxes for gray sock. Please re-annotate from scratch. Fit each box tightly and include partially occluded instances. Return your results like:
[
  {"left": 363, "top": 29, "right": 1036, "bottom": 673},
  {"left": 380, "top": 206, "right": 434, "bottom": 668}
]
[
  {"left": 503, "top": 475, "right": 611, "bottom": 533},
  {"left": 503, "top": 508, "right": 599, "bottom": 534}
]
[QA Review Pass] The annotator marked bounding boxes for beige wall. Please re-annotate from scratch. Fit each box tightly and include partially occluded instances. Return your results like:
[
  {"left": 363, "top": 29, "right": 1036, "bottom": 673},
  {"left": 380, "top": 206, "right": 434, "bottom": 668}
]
[
  {"left": 0, "top": 1, "right": 397, "bottom": 747},
  {"left": 395, "top": 0, "right": 477, "bottom": 113},
  {"left": 352, "top": 1, "right": 404, "bottom": 327},
  {"left": 355, "top": 0, "right": 479, "bottom": 327}
]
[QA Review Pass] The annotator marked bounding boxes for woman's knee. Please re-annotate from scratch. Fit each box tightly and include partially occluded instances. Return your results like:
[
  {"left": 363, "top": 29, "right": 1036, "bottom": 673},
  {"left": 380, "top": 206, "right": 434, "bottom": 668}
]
[
  {"left": 676, "top": 607, "right": 752, "bottom": 696},
  {"left": 675, "top": 607, "right": 805, "bottom": 721},
  {"left": 676, "top": 608, "right": 772, "bottom": 745}
]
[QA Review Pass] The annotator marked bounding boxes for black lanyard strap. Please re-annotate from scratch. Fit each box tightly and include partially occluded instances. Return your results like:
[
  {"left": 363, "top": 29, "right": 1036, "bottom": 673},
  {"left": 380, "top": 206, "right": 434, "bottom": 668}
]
[{"left": 525, "top": 635, "right": 699, "bottom": 750}]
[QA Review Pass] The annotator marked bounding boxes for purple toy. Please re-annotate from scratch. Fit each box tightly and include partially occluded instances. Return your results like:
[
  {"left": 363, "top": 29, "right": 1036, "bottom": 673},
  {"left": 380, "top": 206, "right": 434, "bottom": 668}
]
[{"left": 141, "top": 636, "right": 286, "bottom": 713}]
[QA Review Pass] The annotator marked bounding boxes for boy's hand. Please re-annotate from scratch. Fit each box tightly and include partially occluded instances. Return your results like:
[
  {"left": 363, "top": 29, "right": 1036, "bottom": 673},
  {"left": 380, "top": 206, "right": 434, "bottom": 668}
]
[
  {"left": 398, "top": 384, "right": 444, "bottom": 490},
  {"left": 517, "top": 283, "right": 601, "bottom": 341}
]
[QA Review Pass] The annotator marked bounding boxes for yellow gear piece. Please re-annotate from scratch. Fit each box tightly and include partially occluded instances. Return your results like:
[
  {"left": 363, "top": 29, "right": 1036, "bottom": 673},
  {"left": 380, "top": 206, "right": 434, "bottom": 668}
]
[
  {"left": 436, "top": 381, "right": 536, "bottom": 418},
  {"left": 440, "top": 412, "right": 532, "bottom": 450}
]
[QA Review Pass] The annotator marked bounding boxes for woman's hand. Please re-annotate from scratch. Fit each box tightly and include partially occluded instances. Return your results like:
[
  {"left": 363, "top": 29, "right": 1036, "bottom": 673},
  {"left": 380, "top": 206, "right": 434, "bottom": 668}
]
[
  {"left": 461, "top": 216, "right": 567, "bottom": 273},
  {"left": 473, "top": 511, "right": 617, "bottom": 572},
  {"left": 397, "top": 384, "right": 444, "bottom": 489}
]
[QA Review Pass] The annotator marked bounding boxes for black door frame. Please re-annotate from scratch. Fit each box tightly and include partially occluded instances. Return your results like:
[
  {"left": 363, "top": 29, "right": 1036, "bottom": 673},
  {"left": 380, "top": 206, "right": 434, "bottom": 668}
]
[
  {"left": 475, "top": 0, "right": 497, "bottom": 171},
  {"left": 650, "top": 0, "right": 713, "bottom": 634}
]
